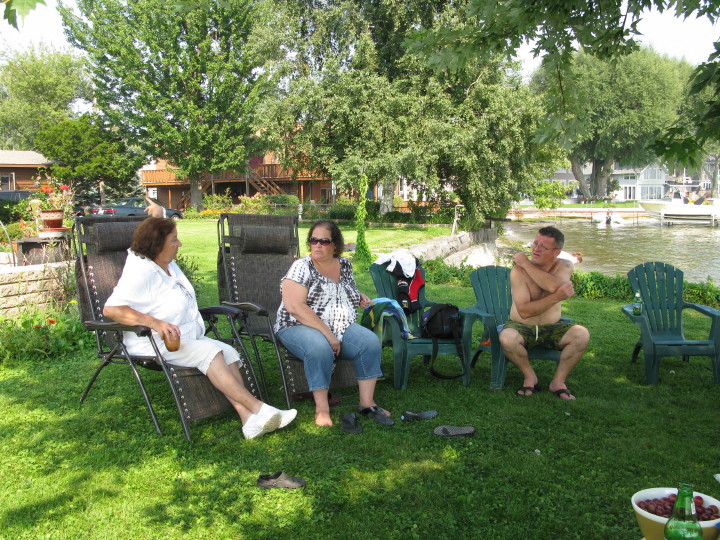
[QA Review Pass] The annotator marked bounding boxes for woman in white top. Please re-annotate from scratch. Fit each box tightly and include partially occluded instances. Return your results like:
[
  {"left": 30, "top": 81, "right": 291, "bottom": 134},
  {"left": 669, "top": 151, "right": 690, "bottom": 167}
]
[
  {"left": 275, "top": 220, "right": 390, "bottom": 428},
  {"left": 104, "top": 217, "right": 296, "bottom": 440}
]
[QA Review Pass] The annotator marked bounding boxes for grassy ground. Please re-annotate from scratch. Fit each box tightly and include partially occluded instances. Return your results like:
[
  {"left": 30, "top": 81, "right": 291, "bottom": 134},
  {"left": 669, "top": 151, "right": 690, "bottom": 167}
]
[{"left": 1, "top": 220, "right": 719, "bottom": 539}]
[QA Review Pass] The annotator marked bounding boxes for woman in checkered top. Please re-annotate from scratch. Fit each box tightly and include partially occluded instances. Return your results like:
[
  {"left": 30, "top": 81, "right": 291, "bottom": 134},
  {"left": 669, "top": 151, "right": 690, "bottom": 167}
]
[{"left": 275, "top": 220, "right": 391, "bottom": 428}]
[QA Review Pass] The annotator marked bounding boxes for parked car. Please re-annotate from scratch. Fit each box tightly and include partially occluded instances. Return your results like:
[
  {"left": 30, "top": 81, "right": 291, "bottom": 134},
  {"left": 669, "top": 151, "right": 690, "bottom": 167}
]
[{"left": 90, "top": 197, "right": 183, "bottom": 220}]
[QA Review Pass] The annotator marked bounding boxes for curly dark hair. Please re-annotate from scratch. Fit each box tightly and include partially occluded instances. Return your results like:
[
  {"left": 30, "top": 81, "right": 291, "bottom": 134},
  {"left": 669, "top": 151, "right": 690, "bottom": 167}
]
[
  {"left": 308, "top": 219, "right": 344, "bottom": 258},
  {"left": 131, "top": 217, "right": 176, "bottom": 260},
  {"left": 538, "top": 226, "right": 565, "bottom": 249}
]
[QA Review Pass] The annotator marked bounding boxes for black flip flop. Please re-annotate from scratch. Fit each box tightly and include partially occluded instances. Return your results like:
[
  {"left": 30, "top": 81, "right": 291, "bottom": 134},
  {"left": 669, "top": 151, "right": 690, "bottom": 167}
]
[
  {"left": 401, "top": 410, "right": 438, "bottom": 421},
  {"left": 358, "top": 405, "right": 395, "bottom": 426},
  {"left": 433, "top": 425, "right": 475, "bottom": 438},
  {"left": 341, "top": 413, "right": 362, "bottom": 434}
]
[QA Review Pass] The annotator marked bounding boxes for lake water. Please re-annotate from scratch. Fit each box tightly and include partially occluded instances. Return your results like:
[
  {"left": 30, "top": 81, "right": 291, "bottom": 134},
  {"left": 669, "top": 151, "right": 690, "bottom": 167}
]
[{"left": 502, "top": 218, "right": 720, "bottom": 284}]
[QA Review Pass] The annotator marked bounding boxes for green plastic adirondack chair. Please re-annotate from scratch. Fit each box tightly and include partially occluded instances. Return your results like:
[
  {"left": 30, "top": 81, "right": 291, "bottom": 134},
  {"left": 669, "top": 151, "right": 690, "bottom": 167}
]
[
  {"left": 622, "top": 261, "right": 720, "bottom": 385},
  {"left": 468, "top": 266, "right": 566, "bottom": 390},
  {"left": 368, "top": 262, "right": 477, "bottom": 390}
]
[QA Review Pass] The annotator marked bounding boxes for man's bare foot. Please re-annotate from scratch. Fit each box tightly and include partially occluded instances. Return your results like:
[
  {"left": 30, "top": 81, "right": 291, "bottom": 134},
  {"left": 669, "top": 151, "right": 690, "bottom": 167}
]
[{"left": 315, "top": 410, "right": 333, "bottom": 426}]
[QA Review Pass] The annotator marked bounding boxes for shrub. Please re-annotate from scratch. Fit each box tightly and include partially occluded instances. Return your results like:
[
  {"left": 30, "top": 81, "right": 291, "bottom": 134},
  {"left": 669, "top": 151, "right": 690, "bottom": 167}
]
[
  {"left": 422, "top": 258, "right": 473, "bottom": 285},
  {"left": 0, "top": 200, "right": 24, "bottom": 223},
  {"left": 267, "top": 194, "right": 299, "bottom": 205},
  {"left": 327, "top": 205, "right": 356, "bottom": 220},
  {"left": 203, "top": 190, "right": 233, "bottom": 212},
  {"left": 365, "top": 200, "right": 381, "bottom": 221},
  {"left": 0, "top": 221, "right": 28, "bottom": 242},
  {"left": 380, "top": 211, "right": 412, "bottom": 223},
  {"left": 0, "top": 303, "right": 89, "bottom": 366},
  {"left": 233, "top": 195, "right": 272, "bottom": 214}
]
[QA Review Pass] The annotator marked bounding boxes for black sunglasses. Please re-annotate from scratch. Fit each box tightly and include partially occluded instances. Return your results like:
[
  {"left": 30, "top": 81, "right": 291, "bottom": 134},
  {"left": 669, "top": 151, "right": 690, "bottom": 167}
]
[{"left": 309, "top": 237, "right": 333, "bottom": 246}]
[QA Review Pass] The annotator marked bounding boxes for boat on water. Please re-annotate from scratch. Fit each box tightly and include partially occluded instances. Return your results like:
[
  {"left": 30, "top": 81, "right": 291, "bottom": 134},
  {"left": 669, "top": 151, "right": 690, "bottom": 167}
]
[{"left": 639, "top": 197, "right": 720, "bottom": 224}]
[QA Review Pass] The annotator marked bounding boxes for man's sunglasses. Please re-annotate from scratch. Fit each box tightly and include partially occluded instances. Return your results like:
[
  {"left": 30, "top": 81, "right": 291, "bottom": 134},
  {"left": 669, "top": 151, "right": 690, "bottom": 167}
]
[{"left": 309, "top": 237, "right": 333, "bottom": 246}]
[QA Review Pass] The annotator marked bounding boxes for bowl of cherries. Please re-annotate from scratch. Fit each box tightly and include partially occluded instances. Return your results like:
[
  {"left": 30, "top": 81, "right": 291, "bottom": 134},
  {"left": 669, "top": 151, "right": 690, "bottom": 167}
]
[{"left": 631, "top": 487, "right": 720, "bottom": 540}]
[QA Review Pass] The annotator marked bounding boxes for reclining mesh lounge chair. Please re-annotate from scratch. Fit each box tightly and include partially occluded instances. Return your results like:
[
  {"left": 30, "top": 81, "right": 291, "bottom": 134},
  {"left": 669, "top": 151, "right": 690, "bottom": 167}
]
[
  {"left": 623, "top": 261, "right": 720, "bottom": 385},
  {"left": 217, "top": 213, "right": 357, "bottom": 408},
  {"left": 75, "top": 215, "right": 261, "bottom": 443}
]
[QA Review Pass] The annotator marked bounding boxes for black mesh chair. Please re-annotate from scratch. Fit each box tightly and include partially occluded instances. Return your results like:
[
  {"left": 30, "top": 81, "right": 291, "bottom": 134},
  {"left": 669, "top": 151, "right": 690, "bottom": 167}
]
[
  {"left": 74, "top": 215, "right": 261, "bottom": 442},
  {"left": 217, "top": 213, "right": 358, "bottom": 408}
]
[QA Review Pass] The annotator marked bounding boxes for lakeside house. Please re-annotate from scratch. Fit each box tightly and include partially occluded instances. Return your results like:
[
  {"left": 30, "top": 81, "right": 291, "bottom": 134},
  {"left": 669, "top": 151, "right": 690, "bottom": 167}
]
[{"left": 551, "top": 158, "right": 718, "bottom": 202}]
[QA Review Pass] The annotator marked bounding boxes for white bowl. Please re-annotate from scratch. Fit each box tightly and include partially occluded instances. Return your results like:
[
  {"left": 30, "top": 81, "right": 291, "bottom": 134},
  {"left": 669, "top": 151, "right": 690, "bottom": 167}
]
[{"left": 631, "top": 487, "right": 720, "bottom": 540}]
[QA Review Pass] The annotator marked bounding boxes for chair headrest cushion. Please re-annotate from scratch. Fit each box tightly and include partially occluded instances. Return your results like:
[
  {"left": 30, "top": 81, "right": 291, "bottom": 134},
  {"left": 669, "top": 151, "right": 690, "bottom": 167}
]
[
  {"left": 93, "top": 222, "right": 140, "bottom": 253},
  {"left": 234, "top": 225, "right": 291, "bottom": 254}
]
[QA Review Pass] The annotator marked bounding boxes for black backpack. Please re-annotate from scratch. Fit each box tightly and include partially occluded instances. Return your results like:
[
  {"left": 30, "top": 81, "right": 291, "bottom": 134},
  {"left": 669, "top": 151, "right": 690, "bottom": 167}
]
[{"left": 421, "top": 303, "right": 466, "bottom": 379}]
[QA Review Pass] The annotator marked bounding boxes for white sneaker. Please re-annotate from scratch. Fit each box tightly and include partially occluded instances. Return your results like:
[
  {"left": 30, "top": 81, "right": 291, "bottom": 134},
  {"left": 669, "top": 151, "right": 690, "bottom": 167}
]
[
  {"left": 262, "top": 404, "right": 297, "bottom": 429},
  {"left": 242, "top": 406, "right": 281, "bottom": 440}
]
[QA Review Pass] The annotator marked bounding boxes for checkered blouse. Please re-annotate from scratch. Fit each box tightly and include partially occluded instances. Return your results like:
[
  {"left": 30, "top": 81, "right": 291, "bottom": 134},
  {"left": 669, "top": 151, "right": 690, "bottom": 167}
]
[{"left": 274, "top": 256, "right": 361, "bottom": 340}]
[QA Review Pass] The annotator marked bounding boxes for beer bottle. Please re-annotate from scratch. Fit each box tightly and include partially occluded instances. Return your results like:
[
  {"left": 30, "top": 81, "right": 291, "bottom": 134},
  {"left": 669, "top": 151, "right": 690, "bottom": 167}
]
[
  {"left": 664, "top": 483, "right": 702, "bottom": 539},
  {"left": 633, "top": 292, "right": 643, "bottom": 316}
]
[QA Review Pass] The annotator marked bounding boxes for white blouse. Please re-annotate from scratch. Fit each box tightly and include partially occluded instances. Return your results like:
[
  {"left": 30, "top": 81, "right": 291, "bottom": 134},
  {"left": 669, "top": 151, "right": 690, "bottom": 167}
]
[{"left": 105, "top": 249, "right": 204, "bottom": 356}]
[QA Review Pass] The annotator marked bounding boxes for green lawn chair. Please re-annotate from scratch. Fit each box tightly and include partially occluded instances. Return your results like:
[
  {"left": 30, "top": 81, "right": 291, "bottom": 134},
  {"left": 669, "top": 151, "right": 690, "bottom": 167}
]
[
  {"left": 368, "top": 261, "right": 477, "bottom": 390},
  {"left": 622, "top": 261, "right": 720, "bottom": 385},
  {"left": 468, "top": 266, "right": 565, "bottom": 390}
]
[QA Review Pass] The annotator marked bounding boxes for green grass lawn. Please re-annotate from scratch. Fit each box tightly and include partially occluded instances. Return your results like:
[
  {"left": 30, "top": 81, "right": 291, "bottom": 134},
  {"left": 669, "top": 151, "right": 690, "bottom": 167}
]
[{"left": 1, "top": 220, "right": 718, "bottom": 539}]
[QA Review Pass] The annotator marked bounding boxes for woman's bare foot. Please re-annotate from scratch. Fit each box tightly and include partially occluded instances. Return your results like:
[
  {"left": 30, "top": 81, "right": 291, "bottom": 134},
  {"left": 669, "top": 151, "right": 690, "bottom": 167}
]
[{"left": 315, "top": 410, "right": 333, "bottom": 427}]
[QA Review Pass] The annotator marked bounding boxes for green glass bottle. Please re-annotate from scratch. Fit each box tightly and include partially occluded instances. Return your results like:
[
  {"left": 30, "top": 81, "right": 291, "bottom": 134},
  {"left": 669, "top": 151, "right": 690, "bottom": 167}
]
[
  {"left": 664, "top": 483, "right": 703, "bottom": 539},
  {"left": 633, "top": 292, "right": 643, "bottom": 316}
]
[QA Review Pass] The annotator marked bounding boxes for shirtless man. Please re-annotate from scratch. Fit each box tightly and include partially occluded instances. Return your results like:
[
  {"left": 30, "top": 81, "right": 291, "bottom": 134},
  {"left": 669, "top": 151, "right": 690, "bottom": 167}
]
[{"left": 499, "top": 226, "right": 589, "bottom": 400}]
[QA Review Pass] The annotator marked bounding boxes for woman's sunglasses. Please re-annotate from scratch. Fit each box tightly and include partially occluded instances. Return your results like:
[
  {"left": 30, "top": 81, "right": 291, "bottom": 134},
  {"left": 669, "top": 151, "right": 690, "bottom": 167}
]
[{"left": 309, "top": 237, "right": 333, "bottom": 246}]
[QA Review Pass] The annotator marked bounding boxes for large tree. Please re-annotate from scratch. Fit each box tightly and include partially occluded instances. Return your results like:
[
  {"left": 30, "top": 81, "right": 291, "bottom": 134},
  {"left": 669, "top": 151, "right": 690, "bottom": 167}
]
[
  {"left": 0, "top": 45, "right": 90, "bottom": 149},
  {"left": 407, "top": 0, "right": 720, "bottom": 164},
  {"left": 261, "top": 2, "right": 562, "bottom": 226},
  {"left": 34, "top": 114, "right": 145, "bottom": 199},
  {"left": 533, "top": 48, "right": 689, "bottom": 198},
  {"left": 59, "top": 0, "right": 270, "bottom": 208}
]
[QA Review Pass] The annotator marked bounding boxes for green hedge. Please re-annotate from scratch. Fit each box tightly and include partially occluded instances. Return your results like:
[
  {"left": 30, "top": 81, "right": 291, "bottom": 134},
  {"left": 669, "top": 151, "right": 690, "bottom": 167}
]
[{"left": 419, "top": 258, "right": 720, "bottom": 309}]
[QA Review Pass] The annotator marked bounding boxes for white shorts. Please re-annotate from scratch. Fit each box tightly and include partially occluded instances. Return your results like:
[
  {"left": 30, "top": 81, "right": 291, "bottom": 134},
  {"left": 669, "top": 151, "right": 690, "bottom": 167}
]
[{"left": 162, "top": 336, "right": 241, "bottom": 375}]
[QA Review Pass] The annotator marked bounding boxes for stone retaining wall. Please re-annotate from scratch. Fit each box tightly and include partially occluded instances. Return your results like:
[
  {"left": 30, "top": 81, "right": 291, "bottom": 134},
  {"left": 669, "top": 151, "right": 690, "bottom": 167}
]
[
  {"left": 402, "top": 229, "right": 499, "bottom": 268},
  {"left": 0, "top": 262, "right": 72, "bottom": 317}
]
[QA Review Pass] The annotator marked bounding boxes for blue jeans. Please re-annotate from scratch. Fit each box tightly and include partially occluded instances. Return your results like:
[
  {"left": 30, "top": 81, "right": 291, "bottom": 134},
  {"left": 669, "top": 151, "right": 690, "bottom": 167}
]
[{"left": 276, "top": 323, "right": 383, "bottom": 391}]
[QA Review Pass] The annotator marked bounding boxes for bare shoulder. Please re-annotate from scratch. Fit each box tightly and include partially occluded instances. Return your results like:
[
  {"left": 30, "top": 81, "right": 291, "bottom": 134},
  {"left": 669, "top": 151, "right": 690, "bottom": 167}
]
[{"left": 552, "top": 259, "right": 574, "bottom": 274}]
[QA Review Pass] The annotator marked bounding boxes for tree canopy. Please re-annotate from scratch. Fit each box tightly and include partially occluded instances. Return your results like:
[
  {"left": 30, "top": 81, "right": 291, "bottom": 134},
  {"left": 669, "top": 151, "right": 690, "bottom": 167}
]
[
  {"left": 260, "top": 1, "right": 562, "bottom": 227},
  {"left": 407, "top": 0, "right": 720, "bottom": 165},
  {"left": 0, "top": 45, "right": 91, "bottom": 150},
  {"left": 533, "top": 48, "right": 690, "bottom": 198},
  {"left": 60, "top": 0, "right": 270, "bottom": 208},
  {"left": 34, "top": 114, "right": 145, "bottom": 199}
]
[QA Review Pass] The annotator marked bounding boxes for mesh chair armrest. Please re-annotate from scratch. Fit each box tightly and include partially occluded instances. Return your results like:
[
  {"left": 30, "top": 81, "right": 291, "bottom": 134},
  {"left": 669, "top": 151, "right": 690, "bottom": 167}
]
[
  {"left": 222, "top": 300, "right": 269, "bottom": 317},
  {"left": 84, "top": 320, "right": 152, "bottom": 337},
  {"left": 199, "top": 305, "right": 242, "bottom": 318}
]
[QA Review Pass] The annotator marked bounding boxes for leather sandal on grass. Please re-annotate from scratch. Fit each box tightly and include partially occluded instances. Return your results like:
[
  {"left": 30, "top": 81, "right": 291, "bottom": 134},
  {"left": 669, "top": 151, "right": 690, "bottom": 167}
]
[
  {"left": 256, "top": 471, "right": 306, "bottom": 489},
  {"left": 433, "top": 425, "right": 475, "bottom": 438},
  {"left": 340, "top": 413, "right": 362, "bottom": 434},
  {"left": 358, "top": 405, "right": 394, "bottom": 426}
]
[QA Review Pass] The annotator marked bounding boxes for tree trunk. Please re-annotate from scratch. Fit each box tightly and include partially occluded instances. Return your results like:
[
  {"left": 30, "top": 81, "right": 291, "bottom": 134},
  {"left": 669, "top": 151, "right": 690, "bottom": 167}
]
[
  {"left": 590, "top": 157, "right": 613, "bottom": 197},
  {"left": 712, "top": 155, "right": 719, "bottom": 199},
  {"left": 570, "top": 158, "right": 590, "bottom": 199},
  {"left": 190, "top": 176, "right": 203, "bottom": 210},
  {"left": 379, "top": 180, "right": 396, "bottom": 215}
]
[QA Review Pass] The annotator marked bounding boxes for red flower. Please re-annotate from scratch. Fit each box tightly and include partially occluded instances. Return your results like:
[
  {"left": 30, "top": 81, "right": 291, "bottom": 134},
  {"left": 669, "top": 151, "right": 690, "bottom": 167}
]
[
  {"left": 58, "top": 185, "right": 69, "bottom": 191},
  {"left": 47, "top": 319, "right": 56, "bottom": 325},
  {"left": 40, "top": 185, "right": 53, "bottom": 194},
  {"left": 33, "top": 324, "right": 41, "bottom": 328}
]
